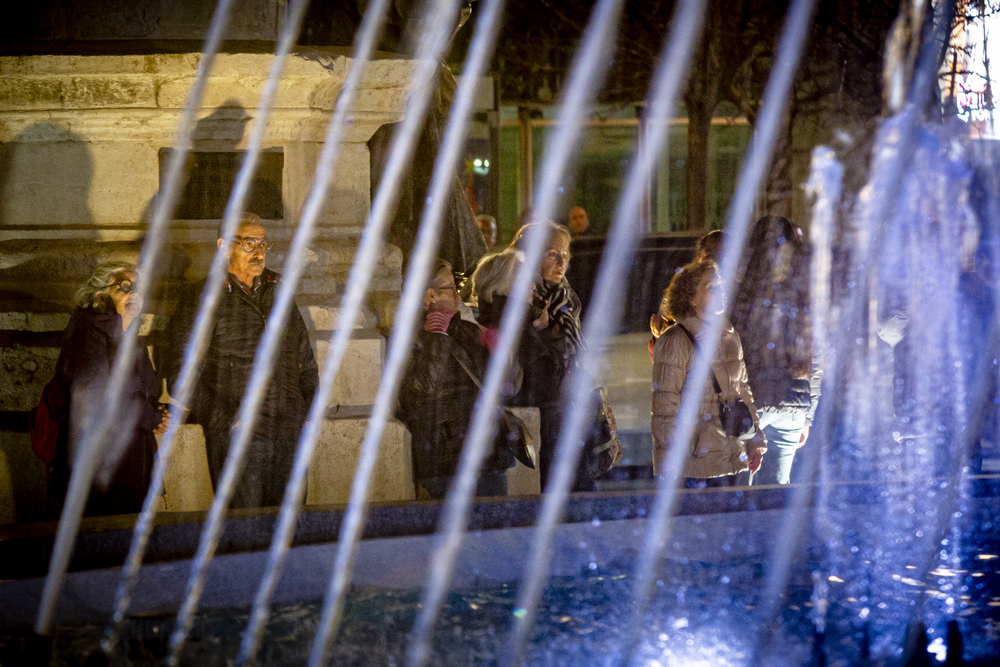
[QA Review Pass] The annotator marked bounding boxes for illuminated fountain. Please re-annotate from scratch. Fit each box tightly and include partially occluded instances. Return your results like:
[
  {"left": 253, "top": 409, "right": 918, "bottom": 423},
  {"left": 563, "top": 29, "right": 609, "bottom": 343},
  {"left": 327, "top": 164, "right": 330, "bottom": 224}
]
[{"left": 0, "top": 0, "right": 998, "bottom": 665}]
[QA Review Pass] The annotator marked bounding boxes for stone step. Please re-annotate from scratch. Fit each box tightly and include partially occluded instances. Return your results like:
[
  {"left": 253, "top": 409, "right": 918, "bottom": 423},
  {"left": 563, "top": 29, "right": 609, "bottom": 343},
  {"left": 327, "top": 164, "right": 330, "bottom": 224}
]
[{"left": 0, "top": 312, "right": 71, "bottom": 332}]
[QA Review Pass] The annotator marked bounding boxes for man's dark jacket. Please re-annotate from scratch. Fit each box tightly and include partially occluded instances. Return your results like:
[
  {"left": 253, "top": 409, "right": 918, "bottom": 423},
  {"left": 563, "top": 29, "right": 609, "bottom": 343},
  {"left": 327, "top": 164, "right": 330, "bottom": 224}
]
[{"left": 165, "top": 269, "right": 319, "bottom": 441}]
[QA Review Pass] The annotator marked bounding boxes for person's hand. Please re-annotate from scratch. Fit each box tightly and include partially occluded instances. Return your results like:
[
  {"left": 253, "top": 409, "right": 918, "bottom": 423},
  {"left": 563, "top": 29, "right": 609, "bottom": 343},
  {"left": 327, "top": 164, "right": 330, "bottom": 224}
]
[
  {"left": 650, "top": 313, "right": 665, "bottom": 338},
  {"left": 532, "top": 289, "right": 550, "bottom": 330},
  {"left": 796, "top": 424, "right": 810, "bottom": 449},
  {"left": 154, "top": 407, "right": 170, "bottom": 435},
  {"left": 748, "top": 447, "right": 764, "bottom": 474}
]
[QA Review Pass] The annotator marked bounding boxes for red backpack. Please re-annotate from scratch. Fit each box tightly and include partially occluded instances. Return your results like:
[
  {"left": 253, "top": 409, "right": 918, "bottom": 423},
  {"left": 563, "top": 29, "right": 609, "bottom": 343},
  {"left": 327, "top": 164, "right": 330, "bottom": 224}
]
[{"left": 28, "top": 375, "right": 68, "bottom": 465}]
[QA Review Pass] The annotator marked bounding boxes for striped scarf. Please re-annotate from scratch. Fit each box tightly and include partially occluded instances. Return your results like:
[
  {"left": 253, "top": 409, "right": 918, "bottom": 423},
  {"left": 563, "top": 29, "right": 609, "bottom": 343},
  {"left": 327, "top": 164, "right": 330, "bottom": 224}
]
[{"left": 538, "top": 279, "right": 585, "bottom": 353}]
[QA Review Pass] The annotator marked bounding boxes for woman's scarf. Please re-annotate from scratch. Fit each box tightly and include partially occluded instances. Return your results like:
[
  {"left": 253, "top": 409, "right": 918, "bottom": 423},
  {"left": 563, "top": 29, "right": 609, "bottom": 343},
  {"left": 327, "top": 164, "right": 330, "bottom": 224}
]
[
  {"left": 537, "top": 279, "right": 585, "bottom": 355},
  {"left": 476, "top": 281, "right": 585, "bottom": 356}
]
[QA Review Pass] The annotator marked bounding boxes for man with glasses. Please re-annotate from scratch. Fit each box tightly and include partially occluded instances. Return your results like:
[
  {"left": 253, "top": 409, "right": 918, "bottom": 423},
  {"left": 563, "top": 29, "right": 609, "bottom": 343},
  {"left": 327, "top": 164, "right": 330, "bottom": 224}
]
[{"left": 165, "top": 213, "right": 319, "bottom": 508}]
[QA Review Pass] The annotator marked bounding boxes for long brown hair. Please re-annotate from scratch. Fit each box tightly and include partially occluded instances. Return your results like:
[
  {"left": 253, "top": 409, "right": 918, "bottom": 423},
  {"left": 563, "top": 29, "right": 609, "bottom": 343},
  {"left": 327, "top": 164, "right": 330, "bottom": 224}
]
[{"left": 731, "top": 216, "right": 812, "bottom": 378}]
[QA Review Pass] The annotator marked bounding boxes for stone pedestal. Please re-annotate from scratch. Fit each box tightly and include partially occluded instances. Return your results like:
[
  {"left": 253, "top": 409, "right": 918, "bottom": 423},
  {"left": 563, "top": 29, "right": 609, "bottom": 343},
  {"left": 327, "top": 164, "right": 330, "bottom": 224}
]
[
  {"left": 156, "top": 419, "right": 416, "bottom": 512},
  {"left": 159, "top": 425, "right": 214, "bottom": 513},
  {"left": 0, "top": 432, "right": 49, "bottom": 525},
  {"left": 306, "top": 419, "right": 414, "bottom": 505}
]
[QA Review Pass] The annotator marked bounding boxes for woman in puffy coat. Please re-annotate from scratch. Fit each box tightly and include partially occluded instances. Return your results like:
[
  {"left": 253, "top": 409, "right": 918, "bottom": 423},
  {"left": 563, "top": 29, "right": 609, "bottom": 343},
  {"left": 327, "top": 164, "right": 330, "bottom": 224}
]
[
  {"left": 652, "top": 261, "right": 766, "bottom": 487},
  {"left": 731, "top": 216, "right": 821, "bottom": 485},
  {"left": 48, "top": 261, "right": 167, "bottom": 517}
]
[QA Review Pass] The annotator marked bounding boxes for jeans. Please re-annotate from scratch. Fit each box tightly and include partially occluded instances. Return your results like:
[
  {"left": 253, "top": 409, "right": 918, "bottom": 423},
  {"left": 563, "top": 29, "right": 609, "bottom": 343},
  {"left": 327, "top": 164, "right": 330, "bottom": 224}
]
[
  {"left": 754, "top": 411, "right": 807, "bottom": 485},
  {"left": 684, "top": 475, "right": 737, "bottom": 489}
]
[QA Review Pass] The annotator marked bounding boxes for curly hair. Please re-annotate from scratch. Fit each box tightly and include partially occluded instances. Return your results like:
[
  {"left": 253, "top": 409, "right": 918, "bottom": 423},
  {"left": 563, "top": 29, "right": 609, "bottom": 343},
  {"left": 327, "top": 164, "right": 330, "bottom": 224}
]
[
  {"left": 695, "top": 230, "right": 725, "bottom": 263},
  {"left": 665, "top": 261, "right": 718, "bottom": 321},
  {"left": 75, "top": 261, "right": 136, "bottom": 313},
  {"left": 471, "top": 249, "right": 524, "bottom": 304}
]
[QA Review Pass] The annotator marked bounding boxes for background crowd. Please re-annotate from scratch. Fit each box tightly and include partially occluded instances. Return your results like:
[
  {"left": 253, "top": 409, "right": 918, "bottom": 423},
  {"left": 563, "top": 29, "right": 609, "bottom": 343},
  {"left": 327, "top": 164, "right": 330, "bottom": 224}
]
[{"left": 36, "top": 205, "right": 832, "bottom": 517}]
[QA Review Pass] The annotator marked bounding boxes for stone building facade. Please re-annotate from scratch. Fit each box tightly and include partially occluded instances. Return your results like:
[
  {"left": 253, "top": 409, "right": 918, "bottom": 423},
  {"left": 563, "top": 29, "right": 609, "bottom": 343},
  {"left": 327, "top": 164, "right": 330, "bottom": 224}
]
[{"left": 0, "top": 50, "right": 420, "bottom": 522}]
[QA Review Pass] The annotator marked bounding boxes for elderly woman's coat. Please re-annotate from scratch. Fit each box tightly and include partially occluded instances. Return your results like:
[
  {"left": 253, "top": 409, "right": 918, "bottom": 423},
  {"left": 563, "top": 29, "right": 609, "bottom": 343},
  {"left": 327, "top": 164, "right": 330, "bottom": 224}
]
[{"left": 49, "top": 307, "right": 162, "bottom": 517}]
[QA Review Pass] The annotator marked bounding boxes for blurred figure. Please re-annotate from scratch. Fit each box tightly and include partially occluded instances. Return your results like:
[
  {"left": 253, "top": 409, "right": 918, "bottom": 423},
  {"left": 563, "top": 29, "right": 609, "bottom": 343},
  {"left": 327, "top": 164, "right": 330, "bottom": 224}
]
[
  {"left": 398, "top": 258, "right": 517, "bottom": 499},
  {"left": 515, "top": 207, "right": 534, "bottom": 232},
  {"left": 695, "top": 229, "right": 725, "bottom": 263},
  {"left": 508, "top": 222, "right": 593, "bottom": 491},
  {"left": 48, "top": 261, "right": 167, "bottom": 517},
  {"left": 165, "top": 213, "right": 318, "bottom": 508},
  {"left": 568, "top": 206, "right": 590, "bottom": 236},
  {"left": 731, "top": 216, "right": 821, "bottom": 485},
  {"left": 476, "top": 213, "right": 498, "bottom": 248},
  {"left": 651, "top": 261, "right": 765, "bottom": 487}
]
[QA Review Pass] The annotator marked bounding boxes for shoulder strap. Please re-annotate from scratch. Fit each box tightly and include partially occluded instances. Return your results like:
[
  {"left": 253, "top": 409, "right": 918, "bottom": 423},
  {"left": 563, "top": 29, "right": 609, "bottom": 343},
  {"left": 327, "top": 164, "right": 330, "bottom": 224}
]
[
  {"left": 449, "top": 344, "right": 525, "bottom": 439},
  {"left": 450, "top": 345, "right": 483, "bottom": 390},
  {"left": 675, "top": 324, "right": 724, "bottom": 395}
]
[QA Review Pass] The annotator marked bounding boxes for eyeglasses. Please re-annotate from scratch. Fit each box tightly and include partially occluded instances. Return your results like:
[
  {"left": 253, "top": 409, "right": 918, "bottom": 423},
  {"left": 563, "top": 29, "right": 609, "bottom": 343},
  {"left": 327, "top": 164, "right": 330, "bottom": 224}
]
[
  {"left": 111, "top": 279, "right": 136, "bottom": 294},
  {"left": 233, "top": 236, "right": 270, "bottom": 253}
]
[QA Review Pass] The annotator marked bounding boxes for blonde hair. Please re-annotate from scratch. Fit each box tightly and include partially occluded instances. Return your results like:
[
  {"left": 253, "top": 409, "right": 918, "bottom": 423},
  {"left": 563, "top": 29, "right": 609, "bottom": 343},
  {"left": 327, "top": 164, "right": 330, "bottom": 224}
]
[
  {"left": 471, "top": 249, "right": 524, "bottom": 304},
  {"left": 75, "top": 261, "right": 136, "bottom": 313},
  {"left": 509, "top": 221, "right": 571, "bottom": 253}
]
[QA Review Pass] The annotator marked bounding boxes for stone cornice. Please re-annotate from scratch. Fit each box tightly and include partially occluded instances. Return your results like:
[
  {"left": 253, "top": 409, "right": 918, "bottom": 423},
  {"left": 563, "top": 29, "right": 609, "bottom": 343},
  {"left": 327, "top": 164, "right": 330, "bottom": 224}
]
[
  {"left": 0, "top": 109, "right": 399, "bottom": 144},
  {"left": 0, "top": 51, "right": 417, "bottom": 142}
]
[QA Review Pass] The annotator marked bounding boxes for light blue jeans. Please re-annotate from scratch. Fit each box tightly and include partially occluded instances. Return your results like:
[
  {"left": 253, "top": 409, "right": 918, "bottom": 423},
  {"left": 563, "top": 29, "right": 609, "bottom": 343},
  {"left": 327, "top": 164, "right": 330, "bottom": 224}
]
[{"left": 754, "top": 411, "right": 807, "bottom": 485}]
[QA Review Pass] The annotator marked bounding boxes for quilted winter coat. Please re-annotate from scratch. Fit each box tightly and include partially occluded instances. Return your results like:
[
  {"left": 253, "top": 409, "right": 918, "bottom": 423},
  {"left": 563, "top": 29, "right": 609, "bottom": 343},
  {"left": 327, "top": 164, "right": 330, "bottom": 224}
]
[{"left": 651, "top": 316, "right": 764, "bottom": 479}]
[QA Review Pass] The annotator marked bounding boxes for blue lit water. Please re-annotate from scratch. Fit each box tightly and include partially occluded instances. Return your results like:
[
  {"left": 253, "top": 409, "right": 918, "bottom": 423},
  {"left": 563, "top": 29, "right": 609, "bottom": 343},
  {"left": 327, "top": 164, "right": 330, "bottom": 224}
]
[{"left": 4, "top": 506, "right": 997, "bottom": 666}]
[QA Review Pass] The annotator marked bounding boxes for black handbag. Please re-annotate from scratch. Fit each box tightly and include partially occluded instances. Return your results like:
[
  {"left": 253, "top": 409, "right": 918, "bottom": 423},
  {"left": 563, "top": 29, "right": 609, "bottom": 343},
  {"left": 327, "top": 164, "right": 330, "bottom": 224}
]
[
  {"left": 583, "top": 386, "right": 622, "bottom": 479},
  {"left": 450, "top": 348, "right": 538, "bottom": 469},
  {"left": 676, "top": 324, "right": 756, "bottom": 440}
]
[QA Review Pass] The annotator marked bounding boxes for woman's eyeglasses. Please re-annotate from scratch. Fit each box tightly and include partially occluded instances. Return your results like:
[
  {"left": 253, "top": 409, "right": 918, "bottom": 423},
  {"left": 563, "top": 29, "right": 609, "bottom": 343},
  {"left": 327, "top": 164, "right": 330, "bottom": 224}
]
[
  {"left": 111, "top": 279, "right": 136, "bottom": 294},
  {"left": 233, "top": 236, "right": 270, "bottom": 254}
]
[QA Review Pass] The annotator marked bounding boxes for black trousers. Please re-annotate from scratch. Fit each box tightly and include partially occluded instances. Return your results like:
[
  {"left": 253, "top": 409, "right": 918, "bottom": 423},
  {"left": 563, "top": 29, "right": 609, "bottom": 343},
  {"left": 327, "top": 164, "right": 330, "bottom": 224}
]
[
  {"left": 204, "top": 430, "right": 297, "bottom": 509},
  {"left": 538, "top": 404, "right": 596, "bottom": 493},
  {"left": 418, "top": 470, "right": 509, "bottom": 500}
]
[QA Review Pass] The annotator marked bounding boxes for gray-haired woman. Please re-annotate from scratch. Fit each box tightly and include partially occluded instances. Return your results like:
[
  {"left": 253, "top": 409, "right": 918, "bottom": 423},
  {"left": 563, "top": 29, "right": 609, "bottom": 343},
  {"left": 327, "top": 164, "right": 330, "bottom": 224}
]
[{"left": 46, "top": 261, "right": 167, "bottom": 517}]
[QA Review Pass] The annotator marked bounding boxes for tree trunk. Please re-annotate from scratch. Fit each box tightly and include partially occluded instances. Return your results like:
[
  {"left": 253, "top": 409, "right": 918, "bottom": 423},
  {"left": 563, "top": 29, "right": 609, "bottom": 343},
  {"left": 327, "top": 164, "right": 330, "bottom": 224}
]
[
  {"left": 686, "top": 100, "right": 712, "bottom": 232},
  {"left": 764, "top": 104, "right": 794, "bottom": 218}
]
